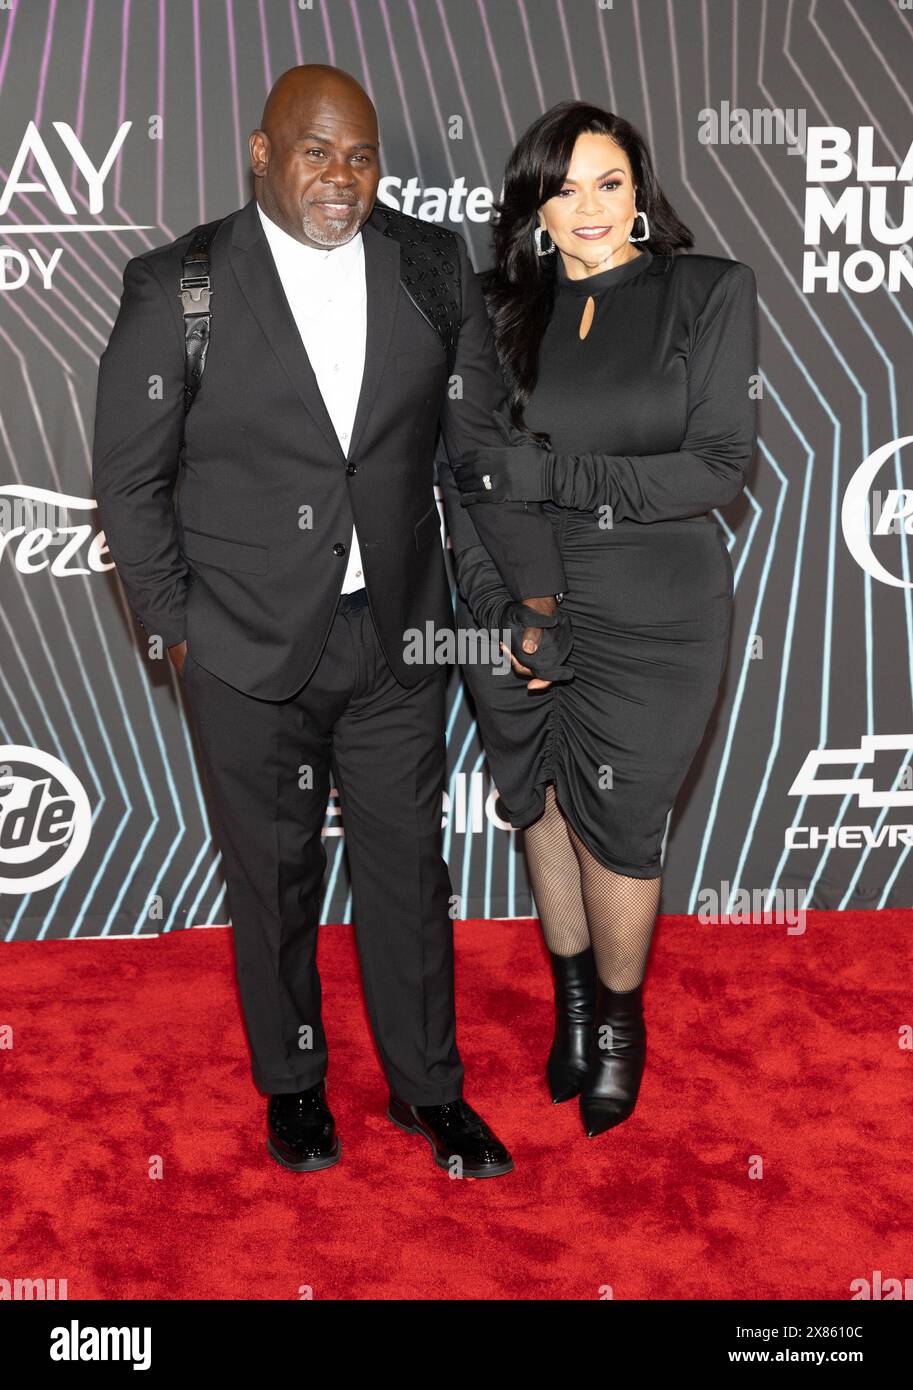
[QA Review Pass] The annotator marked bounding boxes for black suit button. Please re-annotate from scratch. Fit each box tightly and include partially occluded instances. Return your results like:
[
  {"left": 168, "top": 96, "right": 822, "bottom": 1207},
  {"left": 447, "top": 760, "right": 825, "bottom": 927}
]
[
  {"left": 346, "top": 463, "right": 357, "bottom": 476},
  {"left": 333, "top": 542, "right": 346, "bottom": 556}
]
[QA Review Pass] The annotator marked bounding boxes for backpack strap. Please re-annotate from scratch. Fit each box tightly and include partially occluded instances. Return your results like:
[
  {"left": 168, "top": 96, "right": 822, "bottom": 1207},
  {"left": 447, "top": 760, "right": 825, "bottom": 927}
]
[
  {"left": 180, "top": 208, "right": 463, "bottom": 413},
  {"left": 180, "top": 217, "right": 226, "bottom": 414},
  {"left": 370, "top": 205, "right": 462, "bottom": 374}
]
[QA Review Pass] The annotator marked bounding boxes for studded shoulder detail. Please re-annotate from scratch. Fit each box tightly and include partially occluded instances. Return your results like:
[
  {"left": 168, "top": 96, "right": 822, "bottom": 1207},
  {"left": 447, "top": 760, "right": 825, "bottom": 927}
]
[{"left": 370, "top": 204, "right": 463, "bottom": 372}]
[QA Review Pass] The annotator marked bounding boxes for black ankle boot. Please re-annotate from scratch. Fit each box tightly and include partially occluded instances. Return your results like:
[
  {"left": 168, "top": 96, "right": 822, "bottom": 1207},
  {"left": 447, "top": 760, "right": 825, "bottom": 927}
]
[
  {"left": 579, "top": 979, "right": 647, "bottom": 1136},
  {"left": 546, "top": 946, "right": 597, "bottom": 1103}
]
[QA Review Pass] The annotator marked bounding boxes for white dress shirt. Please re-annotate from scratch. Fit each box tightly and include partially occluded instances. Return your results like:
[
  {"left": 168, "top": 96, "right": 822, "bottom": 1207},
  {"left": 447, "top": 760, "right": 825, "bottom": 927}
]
[{"left": 256, "top": 202, "right": 367, "bottom": 593}]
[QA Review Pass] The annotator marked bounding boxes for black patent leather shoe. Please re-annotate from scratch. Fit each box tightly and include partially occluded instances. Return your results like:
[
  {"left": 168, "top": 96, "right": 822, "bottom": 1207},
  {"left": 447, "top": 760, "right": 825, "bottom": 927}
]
[
  {"left": 579, "top": 980, "right": 647, "bottom": 1137},
  {"left": 546, "top": 946, "right": 597, "bottom": 1103},
  {"left": 387, "top": 1096, "right": 514, "bottom": 1178},
  {"left": 267, "top": 1081, "right": 341, "bottom": 1171}
]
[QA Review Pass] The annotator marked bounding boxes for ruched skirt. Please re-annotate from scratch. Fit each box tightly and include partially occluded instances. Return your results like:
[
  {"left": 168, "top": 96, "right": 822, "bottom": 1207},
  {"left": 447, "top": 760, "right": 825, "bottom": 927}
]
[{"left": 455, "top": 505, "right": 734, "bottom": 879}]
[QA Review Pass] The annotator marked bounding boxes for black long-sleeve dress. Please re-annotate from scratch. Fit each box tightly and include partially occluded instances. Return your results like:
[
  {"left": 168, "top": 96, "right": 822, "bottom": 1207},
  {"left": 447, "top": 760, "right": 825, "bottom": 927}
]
[{"left": 439, "top": 247, "right": 759, "bottom": 879}]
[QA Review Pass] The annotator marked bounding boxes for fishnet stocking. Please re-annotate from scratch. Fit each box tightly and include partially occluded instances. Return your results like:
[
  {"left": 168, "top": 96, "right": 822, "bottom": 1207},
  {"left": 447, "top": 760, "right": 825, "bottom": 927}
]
[
  {"left": 523, "top": 782, "right": 662, "bottom": 990},
  {"left": 565, "top": 819, "right": 662, "bottom": 991},
  {"left": 523, "top": 783, "right": 590, "bottom": 956}
]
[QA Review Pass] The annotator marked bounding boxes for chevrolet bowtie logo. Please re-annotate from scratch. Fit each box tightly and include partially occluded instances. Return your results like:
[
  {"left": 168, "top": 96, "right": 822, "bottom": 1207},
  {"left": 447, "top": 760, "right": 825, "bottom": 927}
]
[{"left": 790, "top": 735, "right": 913, "bottom": 807}]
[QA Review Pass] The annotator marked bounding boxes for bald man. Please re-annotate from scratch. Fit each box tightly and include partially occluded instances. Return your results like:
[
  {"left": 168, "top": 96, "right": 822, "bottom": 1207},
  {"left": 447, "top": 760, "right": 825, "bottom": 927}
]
[{"left": 93, "top": 65, "right": 568, "bottom": 1178}]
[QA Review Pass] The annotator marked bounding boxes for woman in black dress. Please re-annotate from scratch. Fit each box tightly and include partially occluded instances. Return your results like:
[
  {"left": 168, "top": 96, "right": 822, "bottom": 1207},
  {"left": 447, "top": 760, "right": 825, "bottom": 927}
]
[{"left": 439, "top": 102, "right": 759, "bottom": 1137}]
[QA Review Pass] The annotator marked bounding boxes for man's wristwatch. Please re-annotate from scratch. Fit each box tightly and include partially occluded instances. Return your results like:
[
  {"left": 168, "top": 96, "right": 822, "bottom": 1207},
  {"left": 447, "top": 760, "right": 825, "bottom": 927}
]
[{"left": 555, "top": 592, "right": 565, "bottom": 604}]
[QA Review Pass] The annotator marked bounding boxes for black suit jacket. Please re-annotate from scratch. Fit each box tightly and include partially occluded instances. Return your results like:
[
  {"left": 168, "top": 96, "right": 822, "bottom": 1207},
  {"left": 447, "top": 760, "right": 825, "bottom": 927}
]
[{"left": 91, "top": 195, "right": 565, "bottom": 700}]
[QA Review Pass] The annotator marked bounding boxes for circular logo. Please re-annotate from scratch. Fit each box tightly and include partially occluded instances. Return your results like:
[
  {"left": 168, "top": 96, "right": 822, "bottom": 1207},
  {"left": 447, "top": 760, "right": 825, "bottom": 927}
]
[
  {"left": 0, "top": 746, "right": 91, "bottom": 894},
  {"left": 842, "top": 435, "right": 913, "bottom": 588}
]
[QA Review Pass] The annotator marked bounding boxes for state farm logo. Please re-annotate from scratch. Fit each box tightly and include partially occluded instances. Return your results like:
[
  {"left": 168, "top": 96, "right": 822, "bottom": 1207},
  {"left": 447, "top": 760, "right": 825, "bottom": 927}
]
[
  {"left": 0, "top": 486, "right": 111, "bottom": 576},
  {"left": 0, "top": 748, "right": 91, "bottom": 894},
  {"left": 842, "top": 436, "right": 913, "bottom": 587}
]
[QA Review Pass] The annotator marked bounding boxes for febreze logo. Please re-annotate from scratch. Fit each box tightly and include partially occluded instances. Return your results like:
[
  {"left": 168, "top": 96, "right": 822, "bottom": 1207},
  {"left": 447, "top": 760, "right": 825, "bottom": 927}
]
[
  {"left": 842, "top": 436, "right": 913, "bottom": 587},
  {"left": 0, "top": 486, "right": 111, "bottom": 576},
  {"left": 0, "top": 747, "right": 91, "bottom": 894}
]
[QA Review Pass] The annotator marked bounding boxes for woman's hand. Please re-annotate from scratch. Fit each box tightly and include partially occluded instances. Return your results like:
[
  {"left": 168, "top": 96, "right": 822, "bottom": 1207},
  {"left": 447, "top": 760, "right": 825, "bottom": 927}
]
[
  {"left": 498, "top": 598, "right": 575, "bottom": 685},
  {"left": 505, "top": 595, "right": 557, "bottom": 690},
  {"left": 454, "top": 407, "right": 552, "bottom": 504},
  {"left": 453, "top": 442, "right": 549, "bottom": 504}
]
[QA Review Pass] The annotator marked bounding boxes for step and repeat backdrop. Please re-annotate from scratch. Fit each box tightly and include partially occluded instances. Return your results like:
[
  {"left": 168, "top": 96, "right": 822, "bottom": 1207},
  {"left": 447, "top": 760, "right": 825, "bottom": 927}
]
[{"left": 2, "top": 0, "right": 913, "bottom": 939}]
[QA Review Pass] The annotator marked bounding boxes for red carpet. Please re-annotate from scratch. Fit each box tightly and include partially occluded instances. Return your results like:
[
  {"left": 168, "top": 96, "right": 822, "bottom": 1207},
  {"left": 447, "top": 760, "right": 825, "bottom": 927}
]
[{"left": 1, "top": 912, "right": 910, "bottom": 1300}]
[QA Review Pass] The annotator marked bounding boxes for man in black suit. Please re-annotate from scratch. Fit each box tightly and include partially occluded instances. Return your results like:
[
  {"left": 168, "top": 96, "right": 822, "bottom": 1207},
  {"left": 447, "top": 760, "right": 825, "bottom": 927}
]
[{"left": 92, "top": 65, "right": 567, "bottom": 1176}]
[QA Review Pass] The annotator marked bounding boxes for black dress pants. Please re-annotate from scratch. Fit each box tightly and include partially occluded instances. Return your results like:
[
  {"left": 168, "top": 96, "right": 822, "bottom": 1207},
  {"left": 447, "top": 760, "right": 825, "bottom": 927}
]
[{"left": 180, "top": 589, "right": 464, "bottom": 1104}]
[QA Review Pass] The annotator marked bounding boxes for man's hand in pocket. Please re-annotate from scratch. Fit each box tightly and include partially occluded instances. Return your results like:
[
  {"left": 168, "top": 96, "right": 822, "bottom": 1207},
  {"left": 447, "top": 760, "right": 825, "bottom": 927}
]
[{"left": 168, "top": 640, "right": 188, "bottom": 677}]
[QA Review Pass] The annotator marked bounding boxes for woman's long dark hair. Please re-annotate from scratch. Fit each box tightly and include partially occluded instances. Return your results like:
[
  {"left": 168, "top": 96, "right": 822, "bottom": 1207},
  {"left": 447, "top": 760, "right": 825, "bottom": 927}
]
[{"left": 482, "top": 102, "right": 693, "bottom": 426}]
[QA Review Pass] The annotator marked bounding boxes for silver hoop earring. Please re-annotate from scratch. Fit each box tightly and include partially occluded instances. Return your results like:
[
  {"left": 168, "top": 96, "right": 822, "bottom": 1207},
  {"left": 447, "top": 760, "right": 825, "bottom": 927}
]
[
  {"left": 629, "top": 210, "right": 650, "bottom": 243},
  {"left": 533, "top": 226, "right": 555, "bottom": 256}
]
